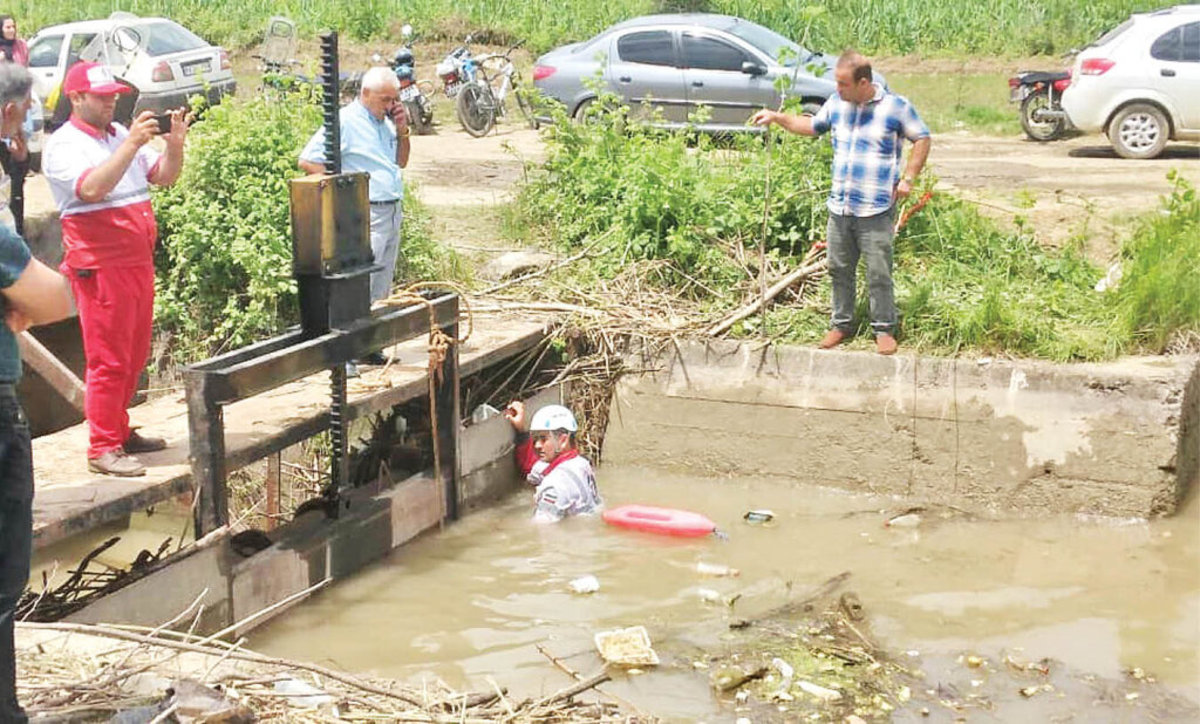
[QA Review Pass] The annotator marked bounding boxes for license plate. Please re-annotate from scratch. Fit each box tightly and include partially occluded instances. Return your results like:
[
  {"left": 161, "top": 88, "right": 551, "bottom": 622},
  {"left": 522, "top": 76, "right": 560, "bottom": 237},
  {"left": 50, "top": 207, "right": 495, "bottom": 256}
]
[
  {"left": 1009, "top": 86, "right": 1030, "bottom": 103},
  {"left": 400, "top": 85, "right": 419, "bottom": 101},
  {"left": 182, "top": 60, "right": 211, "bottom": 77}
]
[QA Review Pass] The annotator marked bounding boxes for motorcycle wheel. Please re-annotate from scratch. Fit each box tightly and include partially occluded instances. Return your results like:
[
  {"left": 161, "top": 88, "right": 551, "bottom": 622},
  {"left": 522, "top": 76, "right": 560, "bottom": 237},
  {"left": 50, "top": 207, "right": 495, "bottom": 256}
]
[
  {"left": 404, "top": 99, "right": 433, "bottom": 135},
  {"left": 1019, "top": 89, "right": 1065, "bottom": 142},
  {"left": 456, "top": 81, "right": 495, "bottom": 137}
]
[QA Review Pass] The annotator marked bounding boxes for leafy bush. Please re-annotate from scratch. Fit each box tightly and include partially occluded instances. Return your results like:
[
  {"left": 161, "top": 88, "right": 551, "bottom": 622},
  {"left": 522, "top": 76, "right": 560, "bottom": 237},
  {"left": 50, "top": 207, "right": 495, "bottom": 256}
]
[
  {"left": 153, "top": 95, "right": 319, "bottom": 365},
  {"left": 513, "top": 95, "right": 832, "bottom": 292},
  {"left": 1110, "top": 173, "right": 1200, "bottom": 352}
]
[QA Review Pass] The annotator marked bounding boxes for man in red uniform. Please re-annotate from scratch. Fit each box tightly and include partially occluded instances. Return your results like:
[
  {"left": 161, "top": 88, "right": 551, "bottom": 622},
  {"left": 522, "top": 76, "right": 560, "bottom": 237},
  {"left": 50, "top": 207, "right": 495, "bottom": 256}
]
[{"left": 42, "top": 62, "right": 189, "bottom": 476}]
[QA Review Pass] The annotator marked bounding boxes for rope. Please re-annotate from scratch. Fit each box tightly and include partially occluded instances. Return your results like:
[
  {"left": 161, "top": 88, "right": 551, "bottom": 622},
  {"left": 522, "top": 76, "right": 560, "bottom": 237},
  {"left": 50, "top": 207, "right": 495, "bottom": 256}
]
[{"left": 375, "top": 282, "right": 474, "bottom": 523}]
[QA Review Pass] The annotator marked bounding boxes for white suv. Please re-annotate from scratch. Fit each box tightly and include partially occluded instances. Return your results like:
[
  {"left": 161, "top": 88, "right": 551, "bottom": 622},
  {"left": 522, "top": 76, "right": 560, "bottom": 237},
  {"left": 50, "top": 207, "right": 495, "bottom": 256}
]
[
  {"left": 26, "top": 12, "right": 236, "bottom": 129},
  {"left": 1062, "top": 5, "right": 1200, "bottom": 159}
]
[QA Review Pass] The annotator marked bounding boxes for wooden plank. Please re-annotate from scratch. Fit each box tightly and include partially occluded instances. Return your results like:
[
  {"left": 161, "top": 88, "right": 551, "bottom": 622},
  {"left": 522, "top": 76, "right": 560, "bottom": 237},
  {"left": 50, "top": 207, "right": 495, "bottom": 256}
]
[{"left": 17, "top": 331, "right": 85, "bottom": 414}]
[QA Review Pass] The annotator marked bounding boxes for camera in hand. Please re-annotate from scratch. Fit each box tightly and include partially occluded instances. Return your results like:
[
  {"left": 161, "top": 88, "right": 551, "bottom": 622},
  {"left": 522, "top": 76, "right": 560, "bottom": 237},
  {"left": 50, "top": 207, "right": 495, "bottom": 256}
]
[{"left": 153, "top": 114, "right": 172, "bottom": 134}]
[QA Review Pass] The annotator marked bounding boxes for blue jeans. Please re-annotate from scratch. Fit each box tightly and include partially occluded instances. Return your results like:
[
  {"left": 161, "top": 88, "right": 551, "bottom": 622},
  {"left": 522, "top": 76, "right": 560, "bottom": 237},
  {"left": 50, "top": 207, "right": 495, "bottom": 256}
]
[
  {"left": 826, "top": 207, "right": 896, "bottom": 336},
  {"left": 0, "top": 384, "right": 30, "bottom": 723}
]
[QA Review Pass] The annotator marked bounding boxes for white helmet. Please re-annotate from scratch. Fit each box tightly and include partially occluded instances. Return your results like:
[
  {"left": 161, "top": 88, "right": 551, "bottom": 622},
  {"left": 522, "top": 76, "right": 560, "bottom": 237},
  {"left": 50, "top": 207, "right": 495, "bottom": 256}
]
[{"left": 529, "top": 404, "right": 578, "bottom": 433}]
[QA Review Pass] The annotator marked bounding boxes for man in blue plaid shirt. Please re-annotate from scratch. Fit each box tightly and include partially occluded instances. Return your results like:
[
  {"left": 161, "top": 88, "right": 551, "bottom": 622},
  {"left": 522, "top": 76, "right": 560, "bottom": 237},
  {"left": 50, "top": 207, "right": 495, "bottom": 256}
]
[{"left": 753, "top": 50, "right": 931, "bottom": 355}]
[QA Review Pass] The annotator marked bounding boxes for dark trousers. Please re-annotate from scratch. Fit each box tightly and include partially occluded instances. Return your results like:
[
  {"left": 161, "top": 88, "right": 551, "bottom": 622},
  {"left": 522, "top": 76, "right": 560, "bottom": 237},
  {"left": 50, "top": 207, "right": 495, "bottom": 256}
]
[{"left": 0, "top": 385, "right": 31, "bottom": 723}]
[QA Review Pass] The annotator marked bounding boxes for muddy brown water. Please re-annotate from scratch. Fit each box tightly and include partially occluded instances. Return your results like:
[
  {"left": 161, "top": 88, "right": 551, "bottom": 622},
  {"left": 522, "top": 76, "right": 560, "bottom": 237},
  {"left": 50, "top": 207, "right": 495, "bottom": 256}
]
[{"left": 246, "top": 464, "right": 1199, "bottom": 720}]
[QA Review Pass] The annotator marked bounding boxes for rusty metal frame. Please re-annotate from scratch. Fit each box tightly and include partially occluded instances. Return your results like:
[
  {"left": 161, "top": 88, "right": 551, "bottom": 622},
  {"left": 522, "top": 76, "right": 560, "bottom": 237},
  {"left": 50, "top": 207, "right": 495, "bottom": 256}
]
[{"left": 184, "top": 294, "right": 461, "bottom": 537}]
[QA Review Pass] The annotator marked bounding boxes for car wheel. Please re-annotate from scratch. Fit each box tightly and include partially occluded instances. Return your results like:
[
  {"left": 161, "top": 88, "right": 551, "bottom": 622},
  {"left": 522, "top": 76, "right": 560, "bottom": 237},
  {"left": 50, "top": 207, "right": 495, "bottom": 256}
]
[
  {"left": 573, "top": 98, "right": 598, "bottom": 124},
  {"left": 1108, "top": 103, "right": 1169, "bottom": 160},
  {"left": 800, "top": 101, "right": 822, "bottom": 117}
]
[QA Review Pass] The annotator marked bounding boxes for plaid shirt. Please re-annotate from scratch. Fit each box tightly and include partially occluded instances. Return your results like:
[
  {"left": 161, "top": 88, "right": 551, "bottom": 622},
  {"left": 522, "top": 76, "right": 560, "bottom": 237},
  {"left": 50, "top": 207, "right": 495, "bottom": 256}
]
[{"left": 812, "top": 84, "right": 930, "bottom": 218}]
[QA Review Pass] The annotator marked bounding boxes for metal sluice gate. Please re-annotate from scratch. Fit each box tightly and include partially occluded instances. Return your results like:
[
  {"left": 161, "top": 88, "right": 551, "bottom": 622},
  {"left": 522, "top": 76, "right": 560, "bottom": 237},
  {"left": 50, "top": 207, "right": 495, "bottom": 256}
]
[{"left": 183, "top": 32, "right": 460, "bottom": 538}]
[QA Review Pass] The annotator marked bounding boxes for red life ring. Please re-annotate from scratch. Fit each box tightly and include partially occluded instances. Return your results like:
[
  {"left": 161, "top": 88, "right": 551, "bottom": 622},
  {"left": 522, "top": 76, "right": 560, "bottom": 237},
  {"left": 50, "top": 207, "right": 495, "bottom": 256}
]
[{"left": 602, "top": 504, "right": 717, "bottom": 538}]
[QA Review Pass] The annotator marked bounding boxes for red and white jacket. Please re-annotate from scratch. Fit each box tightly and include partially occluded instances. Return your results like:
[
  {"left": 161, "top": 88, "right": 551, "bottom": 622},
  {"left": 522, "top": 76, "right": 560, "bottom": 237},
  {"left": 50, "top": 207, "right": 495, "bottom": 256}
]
[
  {"left": 43, "top": 117, "right": 161, "bottom": 269},
  {"left": 515, "top": 435, "right": 601, "bottom": 523}
]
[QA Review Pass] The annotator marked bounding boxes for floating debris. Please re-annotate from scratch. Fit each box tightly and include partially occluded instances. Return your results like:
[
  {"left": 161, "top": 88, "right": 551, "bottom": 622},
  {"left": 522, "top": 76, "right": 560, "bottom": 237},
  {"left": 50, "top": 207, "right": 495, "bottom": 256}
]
[
  {"left": 594, "top": 625, "right": 659, "bottom": 666},
  {"left": 797, "top": 679, "right": 843, "bottom": 701},
  {"left": 568, "top": 574, "right": 601, "bottom": 594},
  {"left": 743, "top": 509, "right": 776, "bottom": 524},
  {"left": 696, "top": 561, "right": 740, "bottom": 577}
]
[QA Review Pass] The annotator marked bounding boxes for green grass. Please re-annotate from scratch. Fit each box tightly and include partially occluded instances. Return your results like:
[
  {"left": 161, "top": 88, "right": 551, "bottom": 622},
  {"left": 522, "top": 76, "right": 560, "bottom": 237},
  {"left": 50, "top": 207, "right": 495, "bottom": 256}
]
[
  {"left": 886, "top": 72, "right": 1020, "bottom": 136},
  {"left": 10, "top": 0, "right": 1171, "bottom": 56}
]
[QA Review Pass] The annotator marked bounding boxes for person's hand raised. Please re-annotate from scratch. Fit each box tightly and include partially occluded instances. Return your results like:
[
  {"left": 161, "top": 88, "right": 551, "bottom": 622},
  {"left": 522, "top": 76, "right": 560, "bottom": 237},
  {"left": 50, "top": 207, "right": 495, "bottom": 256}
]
[{"left": 127, "top": 111, "right": 158, "bottom": 147}]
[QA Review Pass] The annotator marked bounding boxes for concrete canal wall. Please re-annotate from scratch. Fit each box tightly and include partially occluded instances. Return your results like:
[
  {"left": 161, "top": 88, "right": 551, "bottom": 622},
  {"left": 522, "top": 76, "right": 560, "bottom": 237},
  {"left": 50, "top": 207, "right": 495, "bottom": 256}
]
[
  {"left": 65, "top": 387, "right": 560, "bottom": 634},
  {"left": 604, "top": 340, "right": 1198, "bottom": 519}
]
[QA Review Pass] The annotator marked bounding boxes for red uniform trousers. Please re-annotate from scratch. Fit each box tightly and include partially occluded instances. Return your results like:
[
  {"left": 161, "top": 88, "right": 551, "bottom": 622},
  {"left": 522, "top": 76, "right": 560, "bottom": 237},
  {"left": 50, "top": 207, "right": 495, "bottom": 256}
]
[{"left": 65, "top": 263, "right": 155, "bottom": 459}]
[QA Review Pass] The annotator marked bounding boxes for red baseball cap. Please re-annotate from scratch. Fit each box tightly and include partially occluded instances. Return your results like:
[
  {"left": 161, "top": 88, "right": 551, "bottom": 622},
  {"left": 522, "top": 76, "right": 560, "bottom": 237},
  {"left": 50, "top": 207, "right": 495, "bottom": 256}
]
[{"left": 62, "top": 62, "right": 132, "bottom": 95}]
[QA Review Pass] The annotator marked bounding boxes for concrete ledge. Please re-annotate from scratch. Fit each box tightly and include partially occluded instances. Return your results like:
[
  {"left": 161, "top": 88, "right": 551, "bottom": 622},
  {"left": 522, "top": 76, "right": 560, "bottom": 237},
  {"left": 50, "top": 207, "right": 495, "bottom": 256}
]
[{"left": 604, "top": 339, "right": 1196, "bottom": 518}]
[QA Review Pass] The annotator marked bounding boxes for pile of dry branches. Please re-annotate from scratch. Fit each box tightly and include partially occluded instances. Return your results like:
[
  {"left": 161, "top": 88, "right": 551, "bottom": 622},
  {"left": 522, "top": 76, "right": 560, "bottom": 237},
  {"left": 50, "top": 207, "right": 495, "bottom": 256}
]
[
  {"left": 16, "top": 620, "right": 642, "bottom": 722},
  {"left": 466, "top": 242, "right": 829, "bottom": 461}
]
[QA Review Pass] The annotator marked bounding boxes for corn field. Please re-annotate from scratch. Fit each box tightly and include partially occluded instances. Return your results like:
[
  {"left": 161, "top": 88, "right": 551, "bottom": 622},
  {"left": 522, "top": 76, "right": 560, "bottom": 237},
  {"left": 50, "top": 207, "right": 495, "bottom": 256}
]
[{"left": 10, "top": 0, "right": 1170, "bottom": 56}]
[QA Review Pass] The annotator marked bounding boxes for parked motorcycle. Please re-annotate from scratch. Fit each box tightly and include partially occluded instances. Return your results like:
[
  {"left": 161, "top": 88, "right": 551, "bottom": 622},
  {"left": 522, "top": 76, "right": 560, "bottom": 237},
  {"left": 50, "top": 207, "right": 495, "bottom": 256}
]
[
  {"left": 1008, "top": 69, "right": 1072, "bottom": 141},
  {"left": 392, "top": 24, "right": 434, "bottom": 135},
  {"left": 436, "top": 35, "right": 500, "bottom": 136}
]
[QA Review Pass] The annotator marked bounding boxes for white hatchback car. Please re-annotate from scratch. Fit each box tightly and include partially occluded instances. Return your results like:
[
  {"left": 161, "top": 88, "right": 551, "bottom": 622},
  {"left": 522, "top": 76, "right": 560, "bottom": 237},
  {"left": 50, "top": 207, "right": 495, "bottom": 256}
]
[
  {"left": 26, "top": 12, "right": 236, "bottom": 129},
  {"left": 1062, "top": 5, "right": 1200, "bottom": 159}
]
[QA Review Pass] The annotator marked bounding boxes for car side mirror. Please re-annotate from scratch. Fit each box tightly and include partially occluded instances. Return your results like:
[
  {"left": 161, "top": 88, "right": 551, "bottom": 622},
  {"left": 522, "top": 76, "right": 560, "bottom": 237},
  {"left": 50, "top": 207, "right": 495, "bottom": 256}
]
[{"left": 741, "top": 61, "right": 767, "bottom": 76}]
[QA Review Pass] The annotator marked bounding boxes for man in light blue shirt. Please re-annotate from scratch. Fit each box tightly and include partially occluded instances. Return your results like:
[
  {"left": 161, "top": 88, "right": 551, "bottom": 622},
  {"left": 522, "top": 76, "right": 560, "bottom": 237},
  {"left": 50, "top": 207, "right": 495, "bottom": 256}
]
[{"left": 299, "top": 67, "right": 411, "bottom": 310}]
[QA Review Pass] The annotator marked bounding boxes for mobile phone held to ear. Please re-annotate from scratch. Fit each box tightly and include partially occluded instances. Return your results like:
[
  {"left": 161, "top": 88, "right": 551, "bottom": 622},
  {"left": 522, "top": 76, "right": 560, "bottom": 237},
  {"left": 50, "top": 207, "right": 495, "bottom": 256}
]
[{"left": 153, "top": 114, "right": 172, "bottom": 134}]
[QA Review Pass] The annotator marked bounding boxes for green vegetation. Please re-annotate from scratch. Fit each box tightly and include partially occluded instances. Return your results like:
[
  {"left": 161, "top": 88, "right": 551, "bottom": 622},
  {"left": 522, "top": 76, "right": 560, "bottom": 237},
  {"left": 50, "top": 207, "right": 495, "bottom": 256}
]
[
  {"left": 1110, "top": 172, "right": 1200, "bottom": 353},
  {"left": 152, "top": 92, "right": 462, "bottom": 365},
  {"left": 511, "top": 99, "right": 1200, "bottom": 361},
  {"left": 885, "top": 72, "right": 1019, "bottom": 136},
  {"left": 14, "top": 0, "right": 1168, "bottom": 56}
]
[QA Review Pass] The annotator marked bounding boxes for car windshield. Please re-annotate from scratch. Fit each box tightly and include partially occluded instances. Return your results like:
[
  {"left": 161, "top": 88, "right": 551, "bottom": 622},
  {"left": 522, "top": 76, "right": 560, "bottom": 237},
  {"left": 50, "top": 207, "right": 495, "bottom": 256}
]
[
  {"left": 139, "top": 20, "right": 209, "bottom": 56},
  {"left": 725, "top": 20, "right": 810, "bottom": 66}
]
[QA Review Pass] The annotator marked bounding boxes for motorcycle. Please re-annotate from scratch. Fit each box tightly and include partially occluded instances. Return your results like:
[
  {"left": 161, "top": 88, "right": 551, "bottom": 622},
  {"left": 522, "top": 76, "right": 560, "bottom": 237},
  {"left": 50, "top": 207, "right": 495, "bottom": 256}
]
[
  {"left": 391, "top": 24, "right": 434, "bottom": 135},
  {"left": 436, "top": 35, "right": 499, "bottom": 136},
  {"left": 435, "top": 35, "right": 480, "bottom": 101},
  {"left": 1008, "top": 69, "right": 1072, "bottom": 141}
]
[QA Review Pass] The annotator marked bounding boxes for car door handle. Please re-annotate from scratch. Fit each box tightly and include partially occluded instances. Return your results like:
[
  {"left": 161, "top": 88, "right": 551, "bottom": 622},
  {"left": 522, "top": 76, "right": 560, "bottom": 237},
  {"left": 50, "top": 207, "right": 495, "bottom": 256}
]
[
  {"left": 691, "top": 80, "right": 704, "bottom": 87},
  {"left": 618, "top": 75, "right": 631, "bottom": 83},
  {"left": 1161, "top": 68, "right": 1176, "bottom": 77}
]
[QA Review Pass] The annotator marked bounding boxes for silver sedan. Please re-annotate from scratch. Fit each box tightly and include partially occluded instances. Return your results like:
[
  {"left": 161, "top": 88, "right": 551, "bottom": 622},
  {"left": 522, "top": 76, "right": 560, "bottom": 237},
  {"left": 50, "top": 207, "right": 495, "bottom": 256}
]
[{"left": 532, "top": 14, "right": 864, "bottom": 132}]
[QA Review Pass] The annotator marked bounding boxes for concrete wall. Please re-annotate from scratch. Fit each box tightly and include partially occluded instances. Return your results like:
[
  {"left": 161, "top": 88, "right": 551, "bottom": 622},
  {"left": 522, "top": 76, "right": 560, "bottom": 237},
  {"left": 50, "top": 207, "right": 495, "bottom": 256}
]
[
  {"left": 603, "top": 340, "right": 1197, "bottom": 518},
  {"left": 64, "top": 387, "right": 563, "bottom": 634}
]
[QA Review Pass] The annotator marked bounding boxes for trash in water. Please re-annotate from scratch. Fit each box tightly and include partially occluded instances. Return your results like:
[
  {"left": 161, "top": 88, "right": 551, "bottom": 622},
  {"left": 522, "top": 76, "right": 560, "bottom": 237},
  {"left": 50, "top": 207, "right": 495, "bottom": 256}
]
[
  {"left": 594, "top": 625, "right": 659, "bottom": 666},
  {"left": 743, "top": 509, "right": 775, "bottom": 524},
  {"left": 568, "top": 574, "right": 600, "bottom": 594},
  {"left": 885, "top": 512, "right": 922, "bottom": 528},
  {"left": 797, "top": 680, "right": 842, "bottom": 701},
  {"left": 696, "top": 587, "right": 722, "bottom": 603},
  {"left": 771, "top": 657, "right": 794, "bottom": 681},
  {"left": 696, "top": 561, "right": 740, "bottom": 577}
]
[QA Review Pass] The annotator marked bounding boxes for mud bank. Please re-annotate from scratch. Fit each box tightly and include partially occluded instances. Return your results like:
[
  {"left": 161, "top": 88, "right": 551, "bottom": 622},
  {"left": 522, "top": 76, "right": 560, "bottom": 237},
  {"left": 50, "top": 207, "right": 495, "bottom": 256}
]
[{"left": 606, "top": 340, "right": 1198, "bottom": 518}]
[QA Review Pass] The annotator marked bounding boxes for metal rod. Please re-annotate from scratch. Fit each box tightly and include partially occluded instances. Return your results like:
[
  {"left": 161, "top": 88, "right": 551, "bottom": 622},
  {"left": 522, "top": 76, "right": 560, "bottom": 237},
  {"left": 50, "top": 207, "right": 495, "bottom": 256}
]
[
  {"left": 319, "top": 31, "right": 341, "bottom": 175},
  {"left": 329, "top": 363, "right": 348, "bottom": 518}
]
